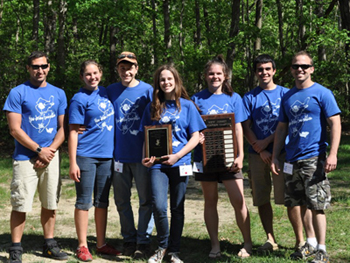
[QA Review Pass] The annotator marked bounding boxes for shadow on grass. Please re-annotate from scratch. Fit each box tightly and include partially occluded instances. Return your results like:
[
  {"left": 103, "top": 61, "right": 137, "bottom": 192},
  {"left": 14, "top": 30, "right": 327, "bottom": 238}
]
[{"left": 0, "top": 234, "right": 125, "bottom": 262}]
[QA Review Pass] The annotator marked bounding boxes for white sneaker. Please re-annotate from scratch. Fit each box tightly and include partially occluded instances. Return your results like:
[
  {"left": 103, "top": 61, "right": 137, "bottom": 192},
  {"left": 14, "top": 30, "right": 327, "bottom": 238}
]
[
  {"left": 169, "top": 252, "right": 183, "bottom": 263},
  {"left": 148, "top": 247, "right": 166, "bottom": 263}
]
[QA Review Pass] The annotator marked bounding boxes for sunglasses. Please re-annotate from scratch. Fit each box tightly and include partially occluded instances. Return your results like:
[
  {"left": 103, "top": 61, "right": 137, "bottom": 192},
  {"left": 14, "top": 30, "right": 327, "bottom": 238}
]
[
  {"left": 30, "top": 64, "right": 49, "bottom": 70},
  {"left": 291, "top": 64, "right": 312, "bottom": 70},
  {"left": 118, "top": 54, "right": 136, "bottom": 59}
]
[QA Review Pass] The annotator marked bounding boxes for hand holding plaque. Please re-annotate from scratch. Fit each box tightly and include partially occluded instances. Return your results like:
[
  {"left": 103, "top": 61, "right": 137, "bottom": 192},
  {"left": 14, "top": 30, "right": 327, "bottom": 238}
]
[
  {"left": 201, "top": 113, "right": 237, "bottom": 173},
  {"left": 144, "top": 124, "right": 172, "bottom": 163}
]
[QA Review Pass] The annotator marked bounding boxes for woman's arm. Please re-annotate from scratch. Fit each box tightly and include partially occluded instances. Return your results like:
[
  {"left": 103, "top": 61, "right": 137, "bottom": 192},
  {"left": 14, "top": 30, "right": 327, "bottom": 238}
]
[
  {"left": 68, "top": 124, "right": 81, "bottom": 182},
  {"left": 162, "top": 131, "right": 200, "bottom": 166}
]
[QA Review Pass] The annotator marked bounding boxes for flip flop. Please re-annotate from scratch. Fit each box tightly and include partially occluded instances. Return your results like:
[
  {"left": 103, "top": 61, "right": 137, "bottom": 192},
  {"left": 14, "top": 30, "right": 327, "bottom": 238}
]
[
  {"left": 208, "top": 251, "right": 221, "bottom": 259},
  {"left": 237, "top": 248, "right": 251, "bottom": 258}
]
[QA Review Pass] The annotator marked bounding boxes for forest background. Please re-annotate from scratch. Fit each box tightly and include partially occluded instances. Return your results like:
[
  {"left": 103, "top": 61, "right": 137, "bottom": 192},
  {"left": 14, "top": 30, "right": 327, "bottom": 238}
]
[{"left": 0, "top": 0, "right": 349, "bottom": 150}]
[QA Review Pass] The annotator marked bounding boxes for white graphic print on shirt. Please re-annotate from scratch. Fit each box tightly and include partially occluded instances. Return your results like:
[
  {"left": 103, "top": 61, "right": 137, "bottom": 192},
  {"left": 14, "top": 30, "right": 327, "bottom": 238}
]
[
  {"left": 256, "top": 98, "right": 281, "bottom": 135},
  {"left": 29, "top": 96, "right": 56, "bottom": 133},
  {"left": 289, "top": 97, "right": 311, "bottom": 138},
  {"left": 95, "top": 98, "right": 114, "bottom": 131},
  {"left": 117, "top": 98, "right": 141, "bottom": 135}
]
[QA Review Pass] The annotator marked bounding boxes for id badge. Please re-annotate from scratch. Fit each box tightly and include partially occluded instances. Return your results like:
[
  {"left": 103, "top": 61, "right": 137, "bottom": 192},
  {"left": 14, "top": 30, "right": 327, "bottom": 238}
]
[
  {"left": 180, "top": 164, "right": 193, "bottom": 176},
  {"left": 192, "top": 162, "right": 203, "bottom": 173},
  {"left": 114, "top": 161, "right": 123, "bottom": 173},
  {"left": 283, "top": 162, "right": 293, "bottom": 175}
]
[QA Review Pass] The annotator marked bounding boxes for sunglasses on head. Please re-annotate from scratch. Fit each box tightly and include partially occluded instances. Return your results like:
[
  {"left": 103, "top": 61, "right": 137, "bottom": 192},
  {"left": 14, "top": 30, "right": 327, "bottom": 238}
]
[
  {"left": 30, "top": 64, "right": 49, "bottom": 70},
  {"left": 118, "top": 54, "right": 136, "bottom": 59},
  {"left": 291, "top": 64, "right": 312, "bottom": 70}
]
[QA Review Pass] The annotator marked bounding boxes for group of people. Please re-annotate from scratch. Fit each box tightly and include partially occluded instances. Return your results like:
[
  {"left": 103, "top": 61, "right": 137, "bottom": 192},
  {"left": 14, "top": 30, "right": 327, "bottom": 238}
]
[{"left": 3, "top": 50, "right": 340, "bottom": 263}]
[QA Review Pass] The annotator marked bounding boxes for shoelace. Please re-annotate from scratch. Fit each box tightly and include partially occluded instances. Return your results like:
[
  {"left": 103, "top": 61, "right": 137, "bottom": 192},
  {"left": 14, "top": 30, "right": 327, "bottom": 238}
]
[{"left": 10, "top": 250, "right": 22, "bottom": 260}]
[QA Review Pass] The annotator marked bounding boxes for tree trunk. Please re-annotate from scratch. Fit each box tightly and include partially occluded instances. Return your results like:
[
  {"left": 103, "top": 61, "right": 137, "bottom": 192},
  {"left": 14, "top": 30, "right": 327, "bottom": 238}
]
[
  {"left": 276, "top": 0, "right": 285, "bottom": 57},
  {"left": 56, "top": 0, "right": 67, "bottom": 88},
  {"left": 203, "top": 3, "right": 210, "bottom": 49},
  {"left": 195, "top": 0, "right": 201, "bottom": 47},
  {"left": 226, "top": 0, "right": 240, "bottom": 77},
  {"left": 315, "top": 0, "right": 326, "bottom": 61},
  {"left": 338, "top": 0, "right": 350, "bottom": 97},
  {"left": 109, "top": 25, "right": 117, "bottom": 83},
  {"left": 295, "top": 0, "right": 306, "bottom": 50},
  {"left": 254, "top": 0, "right": 263, "bottom": 52},
  {"left": 151, "top": 0, "right": 157, "bottom": 65},
  {"left": 32, "top": 0, "right": 39, "bottom": 50},
  {"left": 44, "top": 0, "right": 57, "bottom": 55},
  {"left": 0, "top": 0, "right": 3, "bottom": 26},
  {"left": 163, "top": 0, "right": 172, "bottom": 63},
  {"left": 179, "top": 0, "right": 184, "bottom": 62}
]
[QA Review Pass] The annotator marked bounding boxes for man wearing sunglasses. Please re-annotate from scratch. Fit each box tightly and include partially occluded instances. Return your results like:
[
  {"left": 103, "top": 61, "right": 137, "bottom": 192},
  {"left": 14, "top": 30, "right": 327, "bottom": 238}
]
[
  {"left": 3, "top": 51, "right": 68, "bottom": 263},
  {"left": 242, "top": 54, "right": 304, "bottom": 253},
  {"left": 107, "top": 51, "right": 153, "bottom": 259},
  {"left": 271, "top": 51, "right": 341, "bottom": 263}
]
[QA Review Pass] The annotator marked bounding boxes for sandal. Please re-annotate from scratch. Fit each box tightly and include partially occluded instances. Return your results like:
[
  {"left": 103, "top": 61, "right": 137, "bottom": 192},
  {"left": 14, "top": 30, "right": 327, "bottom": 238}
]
[
  {"left": 208, "top": 251, "right": 221, "bottom": 259},
  {"left": 238, "top": 248, "right": 251, "bottom": 258}
]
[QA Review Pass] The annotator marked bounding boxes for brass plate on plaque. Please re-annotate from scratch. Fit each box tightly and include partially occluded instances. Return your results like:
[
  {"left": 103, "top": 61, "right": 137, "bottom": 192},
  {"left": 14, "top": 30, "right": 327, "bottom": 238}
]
[
  {"left": 144, "top": 124, "right": 172, "bottom": 162},
  {"left": 201, "top": 113, "right": 237, "bottom": 173}
]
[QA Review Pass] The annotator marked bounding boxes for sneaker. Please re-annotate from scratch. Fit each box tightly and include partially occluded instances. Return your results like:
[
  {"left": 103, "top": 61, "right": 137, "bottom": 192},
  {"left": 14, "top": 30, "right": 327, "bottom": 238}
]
[
  {"left": 134, "top": 243, "right": 151, "bottom": 259},
  {"left": 43, "top": 240, "right": 68, "bottom": 260},
  {"left": 257, "top": 239, "right": 279, "bottom": 252},
  {"left": 8, "top": 246, "right": 23, "bottom": 263},
  {"left": 290, "top": 242, "right": 317, "bottom": 260},
  {"left": 310, "top": 250, "right": 330, "bottom": 263},
  {"left": 76, "top": 246, "right": 93, "bottom": 262},
  {"left": 148, "top": 247, "right": 167, "bottom": 263},
  {"left": 96, "top": 243, "right": 121, "bottom": 256},
  {"left": 123, "top": 242, "right": 136, "bottom": 256},
  {"left": 169, "top": 252, "right": 183, "bottom": 263}
]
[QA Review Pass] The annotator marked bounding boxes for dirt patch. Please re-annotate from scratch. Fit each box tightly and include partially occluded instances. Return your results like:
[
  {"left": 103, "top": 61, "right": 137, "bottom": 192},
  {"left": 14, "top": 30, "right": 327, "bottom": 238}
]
[{"left": 0, "top": 177, "right": 255, "bottom": 263}]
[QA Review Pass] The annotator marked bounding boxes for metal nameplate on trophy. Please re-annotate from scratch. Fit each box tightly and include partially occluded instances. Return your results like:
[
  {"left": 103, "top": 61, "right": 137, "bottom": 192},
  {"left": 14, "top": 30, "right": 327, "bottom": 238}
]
[
  {"left": 201, "top": 113, "right": 237, "bottom": 173},
  {"left": 144, "top": 124, "right": 172, "bottom": 163}
]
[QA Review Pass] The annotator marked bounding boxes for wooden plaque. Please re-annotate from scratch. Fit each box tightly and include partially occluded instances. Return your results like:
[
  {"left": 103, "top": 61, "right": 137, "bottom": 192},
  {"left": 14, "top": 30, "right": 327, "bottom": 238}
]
[
  {"left": 201, "top": 113, "right": 237, "bottom": 173},
  {"left": 144, "top": 124, "right": 172, "bottom": 162}
]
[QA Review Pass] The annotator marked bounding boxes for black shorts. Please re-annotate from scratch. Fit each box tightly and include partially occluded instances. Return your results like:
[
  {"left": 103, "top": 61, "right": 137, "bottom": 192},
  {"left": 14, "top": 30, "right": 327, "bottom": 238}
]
[{"left": 194, "top": 169, "right": 244, "bottom": 183}]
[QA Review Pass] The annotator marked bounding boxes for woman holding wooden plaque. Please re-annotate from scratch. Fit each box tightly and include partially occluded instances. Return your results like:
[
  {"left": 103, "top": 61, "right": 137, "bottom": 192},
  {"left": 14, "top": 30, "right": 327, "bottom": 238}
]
[
  {"left": 191, "top": 55, "right": 252, "bottom": 259},
  {"left": 141, "top": 64, "right": 206, "bottom": 263}
]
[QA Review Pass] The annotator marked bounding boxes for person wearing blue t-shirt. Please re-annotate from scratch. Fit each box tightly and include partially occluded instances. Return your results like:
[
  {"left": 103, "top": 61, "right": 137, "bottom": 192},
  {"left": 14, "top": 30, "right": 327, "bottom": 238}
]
[
  {"left": 68, "top": 60, "right": 120, "bottom": 261},
  {"left": 242, "top": 54, "right": 304, "bottom": 252},
  {"left": 271, "top": 51, "right": 341, "bottom": 263},
  {"left": 141, "top": 64, "right": 206, "bottom": 263},
  {"left": 191, "top": 55, "right": 252, "bottom": 259},
  {"left": 3, "top": 51, "right": 68, "bottom": 262},
  {"left": 106, "top": 52, "right": 153, "bottom": 259}
]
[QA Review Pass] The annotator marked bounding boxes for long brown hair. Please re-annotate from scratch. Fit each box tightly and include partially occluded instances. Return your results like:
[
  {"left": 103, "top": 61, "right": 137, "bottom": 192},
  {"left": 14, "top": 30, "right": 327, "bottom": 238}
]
[
  {"left": 204, "top": 54, "right": 233, "bottom": 96},
  {"left": 151, "top": 64, "right": 192, "bottom": 121}
]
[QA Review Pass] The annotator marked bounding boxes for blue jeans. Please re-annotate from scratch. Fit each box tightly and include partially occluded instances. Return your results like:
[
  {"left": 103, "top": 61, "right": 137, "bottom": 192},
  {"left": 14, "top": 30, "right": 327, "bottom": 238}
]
[
  {"left": 150, "top": 167, "right": 189, "bottom": 253},
  {"left": 113, "top": 162, "right": 153, "bottom": 244},
  {"left": 75, "top": 156, "right": 113, "bottom": 210}
]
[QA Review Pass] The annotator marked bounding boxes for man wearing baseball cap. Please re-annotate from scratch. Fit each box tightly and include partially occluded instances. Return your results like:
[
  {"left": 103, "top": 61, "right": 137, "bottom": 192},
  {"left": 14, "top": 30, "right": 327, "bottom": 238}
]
[{"left": 107, "top": 52, "right": 154, "bottom": 259}]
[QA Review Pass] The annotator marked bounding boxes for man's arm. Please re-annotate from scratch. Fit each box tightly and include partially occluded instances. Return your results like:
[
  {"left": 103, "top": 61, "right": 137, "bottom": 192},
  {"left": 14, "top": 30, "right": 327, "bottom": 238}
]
[
  {"left": 271, "top": 121, "right": 288, "bottom": 175},
  {"left": 242, "top": 119, "right": 274, "bottom": 153},
  {"left": 6, "top": 111, "right": 55, "bottom": 163},
  {"left": 49, "top": 114, "right": 66, "bottom": 150},
  {"left": 325, "top": 114, "right": 341, "bottom": 173}
]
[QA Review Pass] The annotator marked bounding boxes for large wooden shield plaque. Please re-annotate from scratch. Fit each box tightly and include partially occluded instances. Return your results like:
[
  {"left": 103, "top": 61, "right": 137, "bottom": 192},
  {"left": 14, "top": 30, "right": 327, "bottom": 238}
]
[{"left": 201, "top": 113, "right": 237, "bottom": 173}]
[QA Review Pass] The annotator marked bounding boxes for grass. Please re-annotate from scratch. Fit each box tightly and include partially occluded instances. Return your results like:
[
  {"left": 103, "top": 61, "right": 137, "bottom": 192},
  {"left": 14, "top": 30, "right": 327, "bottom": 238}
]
[{"left": 0, "top": 135, "right": 349, "bottom": 262}]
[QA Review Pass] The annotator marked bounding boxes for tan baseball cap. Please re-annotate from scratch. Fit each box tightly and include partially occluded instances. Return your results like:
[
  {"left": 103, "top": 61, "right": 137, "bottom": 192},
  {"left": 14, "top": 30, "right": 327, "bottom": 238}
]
[{"left": 117, "top": 51, "right": 138, "bottom": 65}]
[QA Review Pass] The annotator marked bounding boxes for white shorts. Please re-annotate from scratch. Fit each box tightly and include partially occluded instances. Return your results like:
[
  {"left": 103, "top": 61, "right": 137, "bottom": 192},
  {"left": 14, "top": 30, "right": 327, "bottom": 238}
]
[{"left": 11, "top": 151, "right": 61, "bottom": 212}]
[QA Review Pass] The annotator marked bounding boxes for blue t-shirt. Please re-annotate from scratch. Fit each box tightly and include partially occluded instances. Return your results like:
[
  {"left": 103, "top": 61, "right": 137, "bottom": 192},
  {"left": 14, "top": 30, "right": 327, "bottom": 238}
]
[
  {"left": 191, "top": 89, "right": 248, "bottom": 162},
  {"left": 140, "top": 98, "right": 206, "bottom": 169},
  {"left": 3, "top": 81, "right": 67, "bottom": 160},
  {"left": 279, "top": 83, "right": 341, "bottom": 162},
  {"left": 69, "top": 86, "right": 114, "bottom": 158},
  {"left": 107, "top": 80, "right": 153, "bottom": 162},
  {"left": 242, "top": 85, "right": 289, "bottom": 153}
]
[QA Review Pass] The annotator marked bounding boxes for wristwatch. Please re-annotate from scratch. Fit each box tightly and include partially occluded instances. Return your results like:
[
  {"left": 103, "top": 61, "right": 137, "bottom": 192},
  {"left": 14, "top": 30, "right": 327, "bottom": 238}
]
[{"left": 36, "top": 146, "right": 42, "bottom": 153}]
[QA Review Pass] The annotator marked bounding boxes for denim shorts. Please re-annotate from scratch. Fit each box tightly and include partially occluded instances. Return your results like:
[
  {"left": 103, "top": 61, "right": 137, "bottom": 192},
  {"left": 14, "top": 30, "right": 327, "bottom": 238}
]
[{"left": 75, "top": 156, "right": 113, "bottom": 210}]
